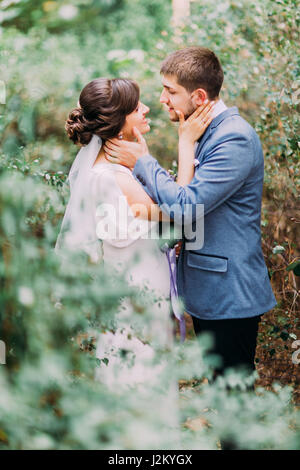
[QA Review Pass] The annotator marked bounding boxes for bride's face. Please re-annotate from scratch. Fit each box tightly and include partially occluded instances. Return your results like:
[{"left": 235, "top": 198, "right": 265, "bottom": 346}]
[{"left": 121, "top": 101, "right": 150, "bottom": 140}]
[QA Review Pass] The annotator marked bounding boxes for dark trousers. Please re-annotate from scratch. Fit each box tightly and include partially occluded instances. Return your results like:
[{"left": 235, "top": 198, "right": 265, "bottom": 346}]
[{"left": 192, "top": 315, "right": 261, "bottom": 375}]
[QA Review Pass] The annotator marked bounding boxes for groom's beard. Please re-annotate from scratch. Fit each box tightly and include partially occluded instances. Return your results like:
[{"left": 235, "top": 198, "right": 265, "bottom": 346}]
[{"left": 169, "top": 100, "right": 196, "bottom": 122}]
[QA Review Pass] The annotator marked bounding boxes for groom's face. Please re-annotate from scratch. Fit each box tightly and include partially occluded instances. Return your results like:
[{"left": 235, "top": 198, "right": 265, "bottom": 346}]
[{"left": 160, "top": 75, "right": 196, "bottom": 122}]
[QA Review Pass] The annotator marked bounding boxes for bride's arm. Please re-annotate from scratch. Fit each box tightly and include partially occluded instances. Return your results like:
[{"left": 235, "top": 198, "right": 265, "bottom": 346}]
[
  {"left": 176, "top": 101, "right": 214, "bottom": 186},
  {"left": 176, "top": 138, "right": 195, "bottom": 186},
  {"left": 115, "top": 172, "right": 169, "bottom": 221}
]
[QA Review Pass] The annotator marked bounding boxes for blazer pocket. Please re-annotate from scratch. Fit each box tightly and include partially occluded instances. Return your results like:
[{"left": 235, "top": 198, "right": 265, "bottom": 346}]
[{"left": 187, "top": 252, "right": 228, "bottom": 273}]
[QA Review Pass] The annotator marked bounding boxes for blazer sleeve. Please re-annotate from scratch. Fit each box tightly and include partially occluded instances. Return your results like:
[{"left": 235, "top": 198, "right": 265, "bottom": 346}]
[{"left": 132, "top": 131, "right": 254, "bottom": 224}]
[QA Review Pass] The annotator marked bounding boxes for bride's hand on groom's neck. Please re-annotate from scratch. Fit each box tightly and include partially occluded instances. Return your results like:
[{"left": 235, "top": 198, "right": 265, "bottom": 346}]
[
  {"left": 103, "top": 127, "right": 149, "bottom": 169},
  {"left": 177, "top": 100, "right": 215, "bottom": 145}
]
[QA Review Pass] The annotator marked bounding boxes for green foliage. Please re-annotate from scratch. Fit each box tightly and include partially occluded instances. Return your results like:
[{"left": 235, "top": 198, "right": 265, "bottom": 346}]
[
  {"left": 0, "top": 0, "right": 299, "bottom": 450},
  {"left": 287, "top": 260, "right": 300, "bottom": 276}
]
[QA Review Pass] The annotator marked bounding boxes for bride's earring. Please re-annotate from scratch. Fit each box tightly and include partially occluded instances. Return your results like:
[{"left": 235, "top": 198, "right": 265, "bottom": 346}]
[{"left": 118, "top": 132, "right": 123, "bottom": 140}]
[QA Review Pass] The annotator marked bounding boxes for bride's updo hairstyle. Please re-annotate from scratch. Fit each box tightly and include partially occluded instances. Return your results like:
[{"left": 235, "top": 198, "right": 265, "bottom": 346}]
[{"left": 65, "top": 78, "right": 140, "bottom": 146}]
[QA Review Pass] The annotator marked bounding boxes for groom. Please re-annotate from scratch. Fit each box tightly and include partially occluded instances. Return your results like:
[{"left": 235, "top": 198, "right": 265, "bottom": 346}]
[{"left": 104, "top": 47, "right": 277, "bottom": 375}]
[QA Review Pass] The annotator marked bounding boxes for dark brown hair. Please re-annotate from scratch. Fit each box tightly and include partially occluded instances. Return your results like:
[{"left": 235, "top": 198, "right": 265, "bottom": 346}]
[
  {"left": 65, "top": 78, "right": 140, "bottom": 146},
  {"left": 160, "top": 47, "right": 224, "bottom": 99}
]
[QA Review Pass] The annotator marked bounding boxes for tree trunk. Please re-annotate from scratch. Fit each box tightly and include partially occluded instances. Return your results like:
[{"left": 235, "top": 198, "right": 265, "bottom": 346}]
[{"left": 172, "top": 0, "right": 191, "bottom": 28}]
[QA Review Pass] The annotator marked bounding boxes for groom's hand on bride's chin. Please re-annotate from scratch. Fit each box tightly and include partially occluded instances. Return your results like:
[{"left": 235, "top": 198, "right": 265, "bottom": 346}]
[{"left": 103, "top": 127, "right": 149, "bottom": 169}]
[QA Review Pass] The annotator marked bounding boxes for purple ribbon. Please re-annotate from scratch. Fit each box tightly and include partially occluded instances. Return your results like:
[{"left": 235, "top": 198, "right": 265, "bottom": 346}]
[{"left": 166, "top": 248, "right": 186, "bottom": 342}]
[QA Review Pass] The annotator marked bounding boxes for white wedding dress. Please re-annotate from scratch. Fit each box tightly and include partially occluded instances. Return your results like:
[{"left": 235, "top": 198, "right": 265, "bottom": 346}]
[
  {"left": 56, "top": 136, "right": 179, "bottom": 447},
  {"left": 89, "top": 161, "right": 173, "bottom": 389}
]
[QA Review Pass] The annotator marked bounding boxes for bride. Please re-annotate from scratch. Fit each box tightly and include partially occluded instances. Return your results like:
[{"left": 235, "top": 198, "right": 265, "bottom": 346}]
[{"left": 56, "top": 77, "right": 213, "bottom": 388}]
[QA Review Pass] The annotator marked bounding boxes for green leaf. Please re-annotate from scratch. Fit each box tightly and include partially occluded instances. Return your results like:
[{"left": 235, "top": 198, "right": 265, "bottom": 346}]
[
  {"left": 286, "top": 260, "right": 300, "bottom": 276},
  {"left": 280, "top": 331, "right": 289, "bottom": 341}
]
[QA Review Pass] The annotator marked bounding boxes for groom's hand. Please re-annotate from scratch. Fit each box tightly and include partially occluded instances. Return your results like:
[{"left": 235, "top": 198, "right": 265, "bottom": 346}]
[{"left": 104, "top": 127, "right": 149, "bottom": 169}]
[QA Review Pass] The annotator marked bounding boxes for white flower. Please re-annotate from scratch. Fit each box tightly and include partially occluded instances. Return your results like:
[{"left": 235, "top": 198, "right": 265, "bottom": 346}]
[
  {"left": 107, "top": 49, "right": 126, "bottom": 61},
  {"left": 58, "top": 5, "right": 78, "bottom": 21},
  {"left": 272, "top": 245, "right": 285, "bottom": 254},
  {"left": 53, "top": 147, "right": 62, "bottom": 161},
  {"left": 128, "top": 49, "right": 144, "bottom": 63},
  {"left": 18, "top": 287, "right": 34, "bottom": 306}
]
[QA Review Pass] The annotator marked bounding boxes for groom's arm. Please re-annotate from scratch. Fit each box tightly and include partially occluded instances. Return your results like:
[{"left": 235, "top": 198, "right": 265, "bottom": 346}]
[{"left": 132, "top": 132, "right": 254, "bottom": 223}]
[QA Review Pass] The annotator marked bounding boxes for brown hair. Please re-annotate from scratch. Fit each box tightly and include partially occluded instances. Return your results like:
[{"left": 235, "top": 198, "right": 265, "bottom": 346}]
[
  {"left": 65, "top": 78, "right": 140, "bottom": 145},
  {"left": 160, "top": 47, "right": 224, "bottom": 99}
]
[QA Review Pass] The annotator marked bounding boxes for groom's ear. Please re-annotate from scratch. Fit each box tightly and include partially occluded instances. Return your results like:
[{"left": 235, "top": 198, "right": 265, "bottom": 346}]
[{"left": 191, "top": 88, "right": 207, "bottom": 106}]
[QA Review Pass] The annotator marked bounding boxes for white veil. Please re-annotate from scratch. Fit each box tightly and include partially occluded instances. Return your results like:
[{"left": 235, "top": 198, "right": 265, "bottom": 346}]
[{"left": 55, "top": 134, "right": 103, "bottom": 262}]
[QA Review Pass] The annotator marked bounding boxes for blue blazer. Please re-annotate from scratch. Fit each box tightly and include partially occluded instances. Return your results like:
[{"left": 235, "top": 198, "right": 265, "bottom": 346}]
[{"left": 133, "top": 107, "right": 277, "bottom": 319}]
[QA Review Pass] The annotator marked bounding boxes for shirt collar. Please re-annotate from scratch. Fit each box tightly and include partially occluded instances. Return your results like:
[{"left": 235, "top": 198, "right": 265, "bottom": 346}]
[
  {"left": 211, "top": 98, "right": 228, "bottom": 118},
  {"left": 193, "top": 99, "right": 227, "bottom": 166}
]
